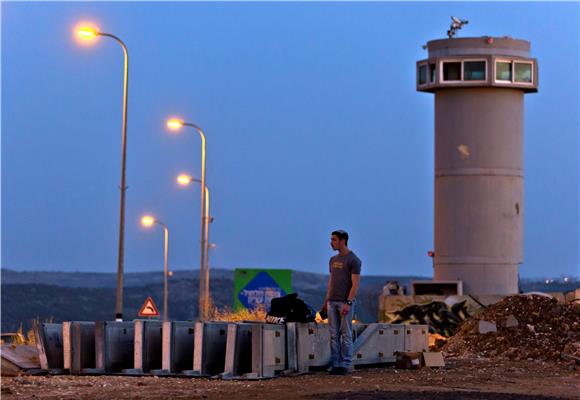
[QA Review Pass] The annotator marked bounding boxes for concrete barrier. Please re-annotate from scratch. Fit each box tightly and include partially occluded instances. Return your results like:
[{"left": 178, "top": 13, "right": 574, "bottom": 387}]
[
  {"left": 221, "top": 322, "right": 255, "bottom": 378},
  {"left": 250, "top": 323, "right": 286, "bottom": 378},
  {"left": 404, "top": 324, "right": 429, "bottom": 352},
  {"left": 353, "top": 323, "right": 406, "bottom": 365},
  {"left": 184, "top": 322, "right": 228, "bottom": 377},
  {"left": 63, "top": 322, "right": 95, "bottom": 374},
  {"left": 124, "top": 320, "right": 162, "bottom": 374},
  {"left": 33, "top": 322, "right": 65, "bottom": 373},
  {"left": 83, "top": 321, "right": 134, "bottom": 374},
  {"left": 151, "top": 321, "right": 196, "bottom": 375},
  {"left": 288, "top": 322, "right": 330, "bottom": 373}
]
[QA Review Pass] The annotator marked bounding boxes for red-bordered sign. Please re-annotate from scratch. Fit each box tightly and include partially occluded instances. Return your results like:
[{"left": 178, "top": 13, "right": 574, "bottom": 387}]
[{"left": 138, "top": 296, "right": 160, "bottom": 317}]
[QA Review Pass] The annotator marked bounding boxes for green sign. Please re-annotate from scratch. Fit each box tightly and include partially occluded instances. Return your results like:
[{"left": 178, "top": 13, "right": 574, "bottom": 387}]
[{"left": 234, "top": 268, "right": 293, "bottom": 312}]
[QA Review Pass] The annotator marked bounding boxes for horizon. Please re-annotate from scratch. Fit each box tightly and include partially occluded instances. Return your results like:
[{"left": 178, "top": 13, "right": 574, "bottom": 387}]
[{"left": 1, "top": 266, "right": 575, "bottom": 281}]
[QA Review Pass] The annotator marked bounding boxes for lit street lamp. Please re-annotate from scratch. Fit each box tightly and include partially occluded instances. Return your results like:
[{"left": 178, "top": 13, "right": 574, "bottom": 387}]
[
  {"left": 77, "top": 25, "right": 130, "bottom": 322},
  {"left": 177, "top": 173, "right": 213, "bottom": 320},
  {"left": 167, "top": 118, "right": 209, "bottom": 320},
  {"left": 141, "top": 215, "right": 170, "bottom": 322}
]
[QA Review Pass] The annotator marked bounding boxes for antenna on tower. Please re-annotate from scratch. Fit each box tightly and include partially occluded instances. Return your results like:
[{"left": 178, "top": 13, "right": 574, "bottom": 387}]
[{"left": 447, "top": 16, "right": 469, "bottom": 38}]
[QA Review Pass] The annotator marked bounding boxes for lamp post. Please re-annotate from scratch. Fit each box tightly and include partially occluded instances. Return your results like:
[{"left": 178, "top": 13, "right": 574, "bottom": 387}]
[
  {"left": 77, "top": 26, "right": 130, "bottom": 321},
  {"left": 177, "top": 173, "right": 212, "bottom": 320},
  {"left": 141, "top": 215, "right": 170, "bottom": 322},
  {"left": 167, "top": 119, "right": 208, "bottom": 320}
]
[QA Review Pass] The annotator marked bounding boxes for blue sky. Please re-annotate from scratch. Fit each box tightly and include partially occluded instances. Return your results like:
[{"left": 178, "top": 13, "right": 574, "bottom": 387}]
[{"left": 2, "top": 2, "right": 579, "bottom": 278}]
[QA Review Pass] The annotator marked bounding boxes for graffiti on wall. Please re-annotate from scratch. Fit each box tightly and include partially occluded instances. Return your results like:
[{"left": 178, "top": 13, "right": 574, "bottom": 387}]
[{"left": 383, "top": 297, "right": 481, "bottom": 337}]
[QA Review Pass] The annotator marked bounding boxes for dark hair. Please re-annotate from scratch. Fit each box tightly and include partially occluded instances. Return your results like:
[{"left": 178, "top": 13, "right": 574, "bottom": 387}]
[{"left": 331, "top": 230, "right": 349, "bottom": 246}]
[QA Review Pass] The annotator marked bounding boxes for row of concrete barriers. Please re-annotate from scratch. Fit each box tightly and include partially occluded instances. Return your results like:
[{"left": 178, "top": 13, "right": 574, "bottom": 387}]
[{"left": 34, "top": 321, "right": 429, "bottom": 379}]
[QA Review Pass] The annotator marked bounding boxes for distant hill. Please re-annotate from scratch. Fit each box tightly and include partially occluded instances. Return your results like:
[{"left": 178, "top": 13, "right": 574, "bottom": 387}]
[
  {"left": 1, "top": 268, "right": 423, "bottom": 332},
  {"left": 3, "top": 269, "right": 571, "bottom": 333}
]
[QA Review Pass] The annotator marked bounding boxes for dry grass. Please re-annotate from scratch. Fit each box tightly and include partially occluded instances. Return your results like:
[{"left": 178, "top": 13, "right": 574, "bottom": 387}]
[
  {"left": 9, "top": 317, "right": 54, "bottom": 345},
  {"left": 207, "top": 297, "right": 267, "bottom": 322},
  {"left": 1, "top": 323, "right": 36, "bottom": 346}
]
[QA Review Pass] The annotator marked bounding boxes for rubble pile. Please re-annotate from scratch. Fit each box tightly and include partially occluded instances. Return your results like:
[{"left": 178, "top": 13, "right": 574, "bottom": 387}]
[{"left": 443, "top": 294, "right": 580, "bottom": 362}]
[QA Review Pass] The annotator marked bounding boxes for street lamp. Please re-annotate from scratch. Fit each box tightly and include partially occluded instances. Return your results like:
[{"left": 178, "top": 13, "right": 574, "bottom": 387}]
[
  {"left": 141, "top": 215, "right": 170, "bottom": 322},
  {"left": 167, "top": 118, "right": 208, "bottom": 320},
  {"left": 176, "top": 173, "right": 213, "bottom": 320},
  {"left": 77, "top": 24, "right": 130, "bottom": 322}
]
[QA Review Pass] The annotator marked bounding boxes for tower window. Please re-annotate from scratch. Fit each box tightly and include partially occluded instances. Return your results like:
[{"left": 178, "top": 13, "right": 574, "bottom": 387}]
[
  {"left": 496, "top": 61, "right": 512, "bottom": 81},
  {"left": 443, "top": 62, "right": 461, "bottom": 81},
  {"left": 464, "top": 61, "right": 486, "bottom": 81},
  {"left": 514, "top": 62, "right": 532, "bottom": 83},
  {"left": 418, "top": 64, "right": 428, "bottom": 85},
  {"left": 429, "top": 64, "right": 436, "bottom": 83}
]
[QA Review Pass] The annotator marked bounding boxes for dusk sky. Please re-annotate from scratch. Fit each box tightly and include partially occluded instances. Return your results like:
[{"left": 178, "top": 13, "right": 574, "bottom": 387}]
[{"left": 2, "top": 1, "right": 579, "bottom": 279}]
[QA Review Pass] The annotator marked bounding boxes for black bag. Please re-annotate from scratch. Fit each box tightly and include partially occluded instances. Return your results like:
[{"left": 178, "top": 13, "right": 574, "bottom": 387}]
[{"left": 265, "top": 293, "right": 316, "bottom": 324}]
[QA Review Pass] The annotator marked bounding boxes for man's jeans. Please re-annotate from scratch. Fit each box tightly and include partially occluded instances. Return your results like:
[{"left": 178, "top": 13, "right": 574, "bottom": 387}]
[{"left": 328, "top": 300, "right": 355, "bottom": 370}]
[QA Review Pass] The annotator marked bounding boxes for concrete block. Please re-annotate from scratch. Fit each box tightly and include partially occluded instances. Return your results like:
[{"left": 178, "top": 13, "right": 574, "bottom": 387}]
[
  {"left": 404, "top": 324, "right": 429, "bottom": 352},
  {"left": 251, "top": 323, "right": 286, "bottom": 378},
  {"left": 1, "top": 344, "right": 40, "bottom": 376},
  {"left": 422, "top": 351, "right": 445, "bottom": 367},
  {"left": 221, "top": 323, "right": 255, "bottom": 378},
  {"left": 33, "top": 322, "right": 65, "bottom": 373},
  {"left": 290, "top": 322, "right": 331, "bottom": 373},
  {"left": 84, "top": 321, "right": 134, "bottom": 374},
  {"left": 478, "top": 320, "right": 497, "bottom": 334},
  {"left": 285, "top": 322, "right": 298, "bottom": 373},
  {"left": 124, "top": 320, "right": 162, "bottom": 374},
  {"left": 184, "top": 322, "right": 228, "bottom": 376},
  {"left": 63, "top": 322, "right": 95, "bottom": 374},
  {"left": 151, "top": 321, "right": 196, "bottom": 375},
  {"left": 353, "top": 323, "right": 406, "bottom": 365}
]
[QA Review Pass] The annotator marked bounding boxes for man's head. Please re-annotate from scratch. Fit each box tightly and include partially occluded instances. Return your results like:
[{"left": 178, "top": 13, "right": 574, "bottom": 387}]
[{"left": 330, "top": 230, "right": 349, "bottom": 251}]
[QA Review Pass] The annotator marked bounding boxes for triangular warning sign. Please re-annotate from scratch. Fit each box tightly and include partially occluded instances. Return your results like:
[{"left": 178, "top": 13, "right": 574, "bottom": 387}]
[{"left": 138, "top": 296, "right": 160, "bottom": 317}]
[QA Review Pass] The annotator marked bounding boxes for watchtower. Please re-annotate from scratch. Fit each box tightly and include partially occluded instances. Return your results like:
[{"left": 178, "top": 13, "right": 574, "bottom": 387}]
[{"left": 417, "top": 35, "right": 538, "bottom": 295}]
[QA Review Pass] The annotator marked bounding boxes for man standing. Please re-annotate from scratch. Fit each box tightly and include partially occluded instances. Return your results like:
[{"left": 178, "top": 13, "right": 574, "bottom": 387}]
[{"left": 323, "top": 230, "right": 361, "bottom": 375}]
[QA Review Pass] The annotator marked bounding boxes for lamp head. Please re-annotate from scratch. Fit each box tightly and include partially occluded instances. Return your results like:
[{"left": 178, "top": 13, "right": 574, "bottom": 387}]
[
  {"left": 167, "top": 118, "right": 184, "bottom": 131},
  {"left": 141, "top": 215, "right": 155, "bottom": 227},
  {"left": 177, "top": 174, "right": 193, "bottom": 186},
  {"left": 78, "top": 28, "right": 98, "bottom": 39},
  {"left": 74, "top": 22, "right": 100, "bottom": 46}
]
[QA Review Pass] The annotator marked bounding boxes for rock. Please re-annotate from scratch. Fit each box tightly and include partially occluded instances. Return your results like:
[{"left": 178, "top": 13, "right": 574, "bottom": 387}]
[
  {"left": 478, "top": 320, "right": 497, "bottom": 334},
  {"left": 505, "top": 315, "right": 519, "bottom": 328}
]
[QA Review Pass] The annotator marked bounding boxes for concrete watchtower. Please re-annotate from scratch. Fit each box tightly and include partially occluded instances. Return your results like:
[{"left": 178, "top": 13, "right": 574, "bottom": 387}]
[{"left": 417, "top": 34, "right": 538, "bottom": 295}]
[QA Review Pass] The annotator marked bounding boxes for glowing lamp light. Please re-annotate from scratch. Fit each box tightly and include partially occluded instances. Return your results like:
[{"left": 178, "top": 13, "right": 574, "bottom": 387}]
[
  {"left": 167, "top": 118, "right": 184, "bottom": 131},
  {"left": 141, "top": 215, "right": 155, "bottom": 227},
  {"left": 427, "top": 251, "right": 435, "bottom": 258},
  {"left": 177, "top": 174, "right": 192, "bottom": 186},
  {"left": 78, "top": 27, "right": 98, "bottom": 39}
]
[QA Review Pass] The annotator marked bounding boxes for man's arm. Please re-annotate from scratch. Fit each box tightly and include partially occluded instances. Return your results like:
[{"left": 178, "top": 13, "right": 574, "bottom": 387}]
[
  {"left": 347, "top": 274, "right": 360, "bottom": 302},
  {"left": 341, "top": 274, "right": 360, "bottom": 316}
]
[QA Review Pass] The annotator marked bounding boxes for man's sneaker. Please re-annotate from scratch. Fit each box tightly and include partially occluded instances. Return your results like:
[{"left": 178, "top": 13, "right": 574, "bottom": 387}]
[
  {"left": 329, "top": 367, "right": 343, "bottom": 375},
  {"left": 337, "top": 367, "right": 350, "bottom": 375}
]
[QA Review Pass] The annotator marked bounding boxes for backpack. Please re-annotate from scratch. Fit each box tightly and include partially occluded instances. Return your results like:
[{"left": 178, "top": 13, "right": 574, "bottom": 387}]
[{"left": 265, "top": 293, "right": 316, "bottom": 324}]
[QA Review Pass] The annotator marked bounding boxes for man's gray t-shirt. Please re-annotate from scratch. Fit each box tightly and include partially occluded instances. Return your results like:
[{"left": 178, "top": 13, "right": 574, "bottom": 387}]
[{"left": 328, "top": 251, "right": 362, "bottom": 301}]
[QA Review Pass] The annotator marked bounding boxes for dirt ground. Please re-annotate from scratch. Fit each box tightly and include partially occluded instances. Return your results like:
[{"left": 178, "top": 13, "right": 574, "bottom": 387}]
[{"left": 1, "top": 358, "right": 578, "bottom": 400}]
